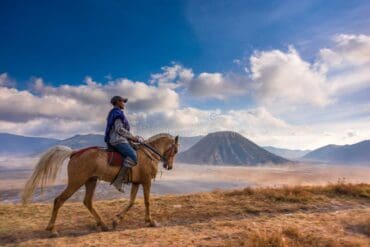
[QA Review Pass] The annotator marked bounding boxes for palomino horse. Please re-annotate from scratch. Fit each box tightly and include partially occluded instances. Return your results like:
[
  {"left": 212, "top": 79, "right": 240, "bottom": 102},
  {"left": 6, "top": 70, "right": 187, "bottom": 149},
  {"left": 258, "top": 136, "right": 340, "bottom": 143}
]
[{"left": 22, "top": 133, "right": 179, "bottom": 237}]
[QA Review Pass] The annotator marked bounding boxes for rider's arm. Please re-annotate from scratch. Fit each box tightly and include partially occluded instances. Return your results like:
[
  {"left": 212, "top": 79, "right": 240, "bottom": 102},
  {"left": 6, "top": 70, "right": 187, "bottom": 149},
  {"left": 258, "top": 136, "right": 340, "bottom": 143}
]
[{"left": 114, "top": 119, "right": 134, "bottom": 139}]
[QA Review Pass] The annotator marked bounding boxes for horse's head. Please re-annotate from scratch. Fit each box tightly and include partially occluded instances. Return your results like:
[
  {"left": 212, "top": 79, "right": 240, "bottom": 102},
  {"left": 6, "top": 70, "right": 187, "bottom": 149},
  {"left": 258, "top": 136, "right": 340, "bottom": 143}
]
[
  {"left": 162, "top": 135, "right": 179, "bottom": 170},
  {"left": 146, "top": 133, "right": 179, "bottom": 170}
]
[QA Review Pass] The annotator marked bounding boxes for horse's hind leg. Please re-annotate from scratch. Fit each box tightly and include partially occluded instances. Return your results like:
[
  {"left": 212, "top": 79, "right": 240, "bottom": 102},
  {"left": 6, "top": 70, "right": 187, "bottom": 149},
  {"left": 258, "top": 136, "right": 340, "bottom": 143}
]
[
  {"left": 112, "top": 183, "right": 139, "bottom": 229},
  {"left": 83, "top": 177, "right": 108, "bottom": 231},
  {"left": 45, "top": 181, "right": 84, "bottom": 237}
]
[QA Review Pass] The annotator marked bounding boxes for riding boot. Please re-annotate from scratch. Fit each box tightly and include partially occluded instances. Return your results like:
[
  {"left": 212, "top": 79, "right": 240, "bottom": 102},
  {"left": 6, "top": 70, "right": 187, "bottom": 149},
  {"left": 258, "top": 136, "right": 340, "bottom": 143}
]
[
  {"left": 112, "top": 157, "right": 136, "bottom": 192},
  {"left": 112, "top": 166, "right": 129, "bottom": 192}
]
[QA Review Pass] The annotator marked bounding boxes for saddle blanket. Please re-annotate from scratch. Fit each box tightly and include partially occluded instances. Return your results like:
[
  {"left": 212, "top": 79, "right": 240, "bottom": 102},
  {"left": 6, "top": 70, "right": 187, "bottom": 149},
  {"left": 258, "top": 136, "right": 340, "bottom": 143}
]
[{"left": 70, "top": 146, "right": 124, "bottom": 166}]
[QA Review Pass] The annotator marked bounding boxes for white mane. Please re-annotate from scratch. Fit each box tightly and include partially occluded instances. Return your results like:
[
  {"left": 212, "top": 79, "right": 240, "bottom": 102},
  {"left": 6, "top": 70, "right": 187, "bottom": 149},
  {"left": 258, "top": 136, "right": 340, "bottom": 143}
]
[{"left": 146, "top": 133, "right": 173, "bottom": 143}]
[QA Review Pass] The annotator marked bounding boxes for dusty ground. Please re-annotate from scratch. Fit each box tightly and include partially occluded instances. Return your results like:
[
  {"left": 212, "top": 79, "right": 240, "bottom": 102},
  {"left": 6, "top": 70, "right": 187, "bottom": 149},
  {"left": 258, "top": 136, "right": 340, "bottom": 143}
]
[{"left": 0, "top": 183, "right": 369, "bottom": 246}]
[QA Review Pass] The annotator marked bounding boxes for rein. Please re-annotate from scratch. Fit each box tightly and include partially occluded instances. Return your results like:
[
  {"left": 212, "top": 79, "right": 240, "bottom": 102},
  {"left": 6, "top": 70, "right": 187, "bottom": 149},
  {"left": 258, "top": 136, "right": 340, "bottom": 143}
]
[
  {"left": 142, "top": 148, "right": 161, "bottom": 162},
  {"left": 137, "top": 141, "right": 167, "bottom": 162}
]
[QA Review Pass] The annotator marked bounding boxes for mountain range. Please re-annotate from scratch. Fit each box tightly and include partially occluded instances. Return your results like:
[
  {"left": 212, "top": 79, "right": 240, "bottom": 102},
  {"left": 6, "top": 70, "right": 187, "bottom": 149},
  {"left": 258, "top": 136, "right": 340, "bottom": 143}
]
[
  {"left": 56, "top": 134, "right": 105, "bottom": 149},
  {"left": 1, "top": 132, "right": 369, "bottom": 165},
  {"left": 302, "top": 140, "right": 370, "bottom": 164},
  {"left": 262, "top": 146, "right": 311, "bottom": 160},
  {"left": 55, "top": 134, "right": 201, "bottom": 153},
  {"left": 177, "top": 131, "right": 289, "bottom": 165},
  {"left": 0, "top": 133, "right": 59, "bottom": 155},
  {"left": 0, "top": 133, "right": 202, "bottom": 155}
]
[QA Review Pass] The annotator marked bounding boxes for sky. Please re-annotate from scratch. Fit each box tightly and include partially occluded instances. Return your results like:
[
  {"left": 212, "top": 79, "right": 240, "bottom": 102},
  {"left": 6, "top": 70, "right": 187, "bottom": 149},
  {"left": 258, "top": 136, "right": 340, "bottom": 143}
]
[{"left": 1, "top": 0, "right": 370, "bottom": 149}]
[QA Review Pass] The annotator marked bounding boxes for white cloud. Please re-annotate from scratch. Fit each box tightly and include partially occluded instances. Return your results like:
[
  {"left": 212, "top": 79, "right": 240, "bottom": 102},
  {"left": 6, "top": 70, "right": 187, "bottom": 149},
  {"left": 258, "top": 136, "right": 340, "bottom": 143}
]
[
  {"left": 347, "top": 129, "right": 358, "bottom": 138},
  {"left": 131, "top": 107, "right": 297, "bottom": 146},
  {"left": 328, "top": 65, "right": 370, "bottom": 95},
  {"left": 317, "top": 34, "right": 370, "bottom": 95},
  {"left": 150, "top": 63, "right": 193, "bottom": 89},
  {"left": 1, "top": 79, "right": 369, "bottom": 149},
  {"left": 250, "top": 47, "right": 330, "bottom": 108},
  {"left": 248, "top": 34, "right": 370, "bottom": 111},
  {"left": 0, "top": 76, "right": 180, "bottom": 140},
  {"left": 131, "top": 106, "right": 370, "bottom": 150},
  {"left": 0, "top": 73, "right": 15, "bottom": 87},
  {"left": 319, "top": 34, "right": 370, "bottom": 68},
  {"left": 0, "top": 86, "right": 91, "bottom": 122},
  {"left": 1, "top": 33, "right": 370, "bottom": 149},
  {"left": 150, "top": 64, "right": 250, "bottom": 99},
  {"left": 0, "top": 118, "right": 104, "bottom": 139},
  {"left": 187, "top": 72, "right": 249, "bottom": 99}
]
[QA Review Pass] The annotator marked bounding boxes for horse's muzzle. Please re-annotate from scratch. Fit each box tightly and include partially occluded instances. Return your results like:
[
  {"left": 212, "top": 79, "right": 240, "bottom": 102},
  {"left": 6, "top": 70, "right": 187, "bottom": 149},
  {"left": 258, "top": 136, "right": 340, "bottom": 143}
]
[{"left": 163, "top": 162, "right": 172, "bottom": 170}]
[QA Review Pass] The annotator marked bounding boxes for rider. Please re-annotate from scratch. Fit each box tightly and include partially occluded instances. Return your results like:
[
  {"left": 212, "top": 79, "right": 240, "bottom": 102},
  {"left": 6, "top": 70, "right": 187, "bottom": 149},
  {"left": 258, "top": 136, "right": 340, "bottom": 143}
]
[{"left": 104, "top": 96, "right": 140, "bottom": 192}]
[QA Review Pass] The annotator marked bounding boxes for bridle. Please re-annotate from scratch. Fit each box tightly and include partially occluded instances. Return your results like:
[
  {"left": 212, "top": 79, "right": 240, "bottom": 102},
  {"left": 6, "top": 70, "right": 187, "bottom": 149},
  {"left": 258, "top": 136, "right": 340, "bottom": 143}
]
[
  {"left": 138, "top": 140, "right": 178, "bottom": 169},
  {"left": 162, "top": 142, "right": 178, "bottom": 169}
]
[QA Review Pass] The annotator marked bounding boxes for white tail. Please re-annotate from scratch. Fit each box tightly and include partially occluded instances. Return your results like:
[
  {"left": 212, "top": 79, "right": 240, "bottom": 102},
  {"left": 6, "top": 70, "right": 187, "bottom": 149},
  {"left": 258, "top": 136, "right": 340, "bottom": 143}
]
[{"left": 22, "top": 145, "right": 73, "bottom": 205}]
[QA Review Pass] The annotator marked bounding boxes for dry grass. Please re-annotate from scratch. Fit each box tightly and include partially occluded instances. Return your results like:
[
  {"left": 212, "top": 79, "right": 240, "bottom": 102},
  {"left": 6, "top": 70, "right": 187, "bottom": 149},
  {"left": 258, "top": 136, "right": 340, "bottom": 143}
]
[
  {"left": 358, "top": 218, "right": 370, "bottom": 237},
  {"left": 244, "top": 227, "right": 338, "bottom": 247},
  {"left": 1, "top": 183, "right": 369, "bottom": 246},
  {"left": 321, "top": 182, "right": 370, "bottom": 198},
  {"left": 247, "top": 231, "right": 286, "bottom": 247},
  {"left": 345, "top": 216, "right": 370, "bottom": 237},
  {"left": 223, "top": 182, "right": 370, "bottom": 208},
  {"left": 282, "top": 226, "right": 301, "bottom": 240}
]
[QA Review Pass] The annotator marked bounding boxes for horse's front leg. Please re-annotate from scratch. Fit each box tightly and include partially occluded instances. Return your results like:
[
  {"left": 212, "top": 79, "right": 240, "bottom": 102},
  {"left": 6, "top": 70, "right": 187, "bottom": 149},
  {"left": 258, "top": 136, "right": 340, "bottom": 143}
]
[
  {"left": 112, "top": 183, "right": 139, "bottom": 229},
  {"left": 143, "top": 182, "right": 158, "bottom": 227}
]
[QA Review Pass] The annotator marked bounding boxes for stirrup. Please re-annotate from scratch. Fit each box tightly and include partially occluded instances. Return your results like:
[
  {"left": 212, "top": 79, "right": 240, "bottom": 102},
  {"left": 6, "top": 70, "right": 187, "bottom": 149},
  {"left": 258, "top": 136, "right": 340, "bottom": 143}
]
[
  {"left": 113, "top": 183, "right": 125, "bottom": 193},
  {"left": 112, "top": 174, "right": 125, "bottom": 193}
]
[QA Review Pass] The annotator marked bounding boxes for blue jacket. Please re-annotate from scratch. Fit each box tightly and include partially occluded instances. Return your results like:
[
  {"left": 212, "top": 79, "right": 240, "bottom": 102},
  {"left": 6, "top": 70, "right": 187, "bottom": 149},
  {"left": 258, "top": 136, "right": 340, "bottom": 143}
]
[{"left": 104, "top": 107, "right": 130, "bottom": 143}]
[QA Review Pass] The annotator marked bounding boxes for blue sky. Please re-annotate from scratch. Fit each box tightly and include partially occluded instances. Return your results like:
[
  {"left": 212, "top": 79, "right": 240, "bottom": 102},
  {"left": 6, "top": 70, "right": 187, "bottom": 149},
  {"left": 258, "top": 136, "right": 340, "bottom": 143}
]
[
  {"left": 2, "top": 0, "right": 369, "bottom": 84},
  {"left": 1, "top": 0, "right": 370, "bottom": 149}
]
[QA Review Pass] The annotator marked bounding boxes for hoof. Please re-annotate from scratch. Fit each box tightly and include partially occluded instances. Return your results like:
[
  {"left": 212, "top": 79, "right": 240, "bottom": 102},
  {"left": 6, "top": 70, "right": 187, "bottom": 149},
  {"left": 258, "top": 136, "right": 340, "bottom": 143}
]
[
  {"left": 112, "top": 220, "right": 118, "bottom": 230},
  {"left": 45, "top": 225, "right": 53, "bottom": 231},
  {"left": 49, "top": 231, "right": 59, "bottom": 238},
  {"left": 146, "top": 220, "right": 159, "bottom": 227},
  {"left": 100, "top": 224, "right": 109, "bottom": 232}
]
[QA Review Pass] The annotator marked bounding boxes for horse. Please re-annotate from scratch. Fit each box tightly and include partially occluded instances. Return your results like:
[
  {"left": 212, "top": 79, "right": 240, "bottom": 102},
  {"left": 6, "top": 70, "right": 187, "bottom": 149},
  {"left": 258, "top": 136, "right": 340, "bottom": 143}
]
[{"left": 22, "top": 133, "right": 179, "bottom": 237}]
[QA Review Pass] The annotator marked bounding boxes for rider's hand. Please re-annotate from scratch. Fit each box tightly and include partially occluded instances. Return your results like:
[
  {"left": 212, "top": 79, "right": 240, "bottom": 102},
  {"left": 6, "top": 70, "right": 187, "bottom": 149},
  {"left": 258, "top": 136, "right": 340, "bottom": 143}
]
[
  {"left": 136, "top": 135, "right": 144, "bottom": 142},
  {"left": 131, "top": 135, "right": 142, "bottom": 142},
  {"left": 130, "top": 136, "right": 139, "bottom": 142}
]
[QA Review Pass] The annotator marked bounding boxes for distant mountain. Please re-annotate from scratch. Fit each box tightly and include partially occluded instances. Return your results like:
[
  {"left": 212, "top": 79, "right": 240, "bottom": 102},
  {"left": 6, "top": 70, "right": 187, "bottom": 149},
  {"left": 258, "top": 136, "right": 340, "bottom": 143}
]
[
  {"left": 303, "top": 140, "right": 370, "bottom": 164},
  {"left": 179, "top": 135, "right": 203, "bottom": 152},
  {"left": 56, "top": 134, "right": 204, "bottom": 152},
  {"left": 56, "top": 134, "right": 105, "bottom": 149},
  {"left": 0, "top": 131, "right": 205, "bottom": 155},
  {"left": 0, "top": 133, "right": 59, "bottom": 156},
  {"left": 177, "top": 131, "right": 289, "bottom": 165},
  {"left": 263, "top": 146, "right": 311, "bottom": 160}
]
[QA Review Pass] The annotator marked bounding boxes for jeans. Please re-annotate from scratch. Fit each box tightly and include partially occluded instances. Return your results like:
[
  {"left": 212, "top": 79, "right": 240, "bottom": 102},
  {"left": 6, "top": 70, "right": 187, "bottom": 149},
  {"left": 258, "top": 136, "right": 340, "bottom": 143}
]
[{"left": 113, "top": 143, "right": 138, "bottom": 168}]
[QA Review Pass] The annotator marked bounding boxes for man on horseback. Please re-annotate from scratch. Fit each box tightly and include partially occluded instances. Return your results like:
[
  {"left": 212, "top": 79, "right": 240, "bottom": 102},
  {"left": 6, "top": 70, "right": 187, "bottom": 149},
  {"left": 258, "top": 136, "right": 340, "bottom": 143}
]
[{"left": 104, "top": 95, "right": 140, "bottom": 192}]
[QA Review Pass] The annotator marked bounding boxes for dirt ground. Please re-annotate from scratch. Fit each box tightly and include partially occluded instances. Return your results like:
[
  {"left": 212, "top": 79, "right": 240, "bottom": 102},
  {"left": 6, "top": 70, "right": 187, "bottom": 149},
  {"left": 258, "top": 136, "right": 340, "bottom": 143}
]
[{"left": 1, "top": 183, "right": 369, "bottom": 246}]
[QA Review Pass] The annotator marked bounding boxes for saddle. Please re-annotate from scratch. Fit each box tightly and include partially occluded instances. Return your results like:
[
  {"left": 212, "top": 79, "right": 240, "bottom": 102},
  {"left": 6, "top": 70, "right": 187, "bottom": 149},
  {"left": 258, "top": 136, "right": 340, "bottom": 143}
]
[
  {"left": 70, "top": 145, "right": 136, "bottom": 183},
  {"left": 105, "top": 142, "right": 140, "bottom": 165}
]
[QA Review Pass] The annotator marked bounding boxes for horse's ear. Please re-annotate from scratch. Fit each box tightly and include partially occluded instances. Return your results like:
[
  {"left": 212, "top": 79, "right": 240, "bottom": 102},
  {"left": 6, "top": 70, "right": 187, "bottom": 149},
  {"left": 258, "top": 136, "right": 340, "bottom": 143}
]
[{"left": 175, "top": 135, "right": 179, "bottom": 144}]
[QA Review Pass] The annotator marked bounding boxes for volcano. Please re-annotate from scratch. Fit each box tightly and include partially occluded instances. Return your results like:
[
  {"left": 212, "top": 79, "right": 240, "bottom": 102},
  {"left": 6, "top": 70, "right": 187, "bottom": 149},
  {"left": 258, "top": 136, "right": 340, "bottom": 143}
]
[{"left": 176, "top": 131, "right": 289, "bottom": 165}]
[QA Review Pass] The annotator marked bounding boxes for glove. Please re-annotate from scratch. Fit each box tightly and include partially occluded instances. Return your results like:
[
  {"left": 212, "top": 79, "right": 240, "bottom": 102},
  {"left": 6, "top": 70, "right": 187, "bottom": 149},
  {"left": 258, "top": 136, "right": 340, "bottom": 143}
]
[
  {"left": 135, "top": 135, "right": 144, "bottom": 143},
  {"left": 130, "top": 135, "right": 143, "bottom": 143}
]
